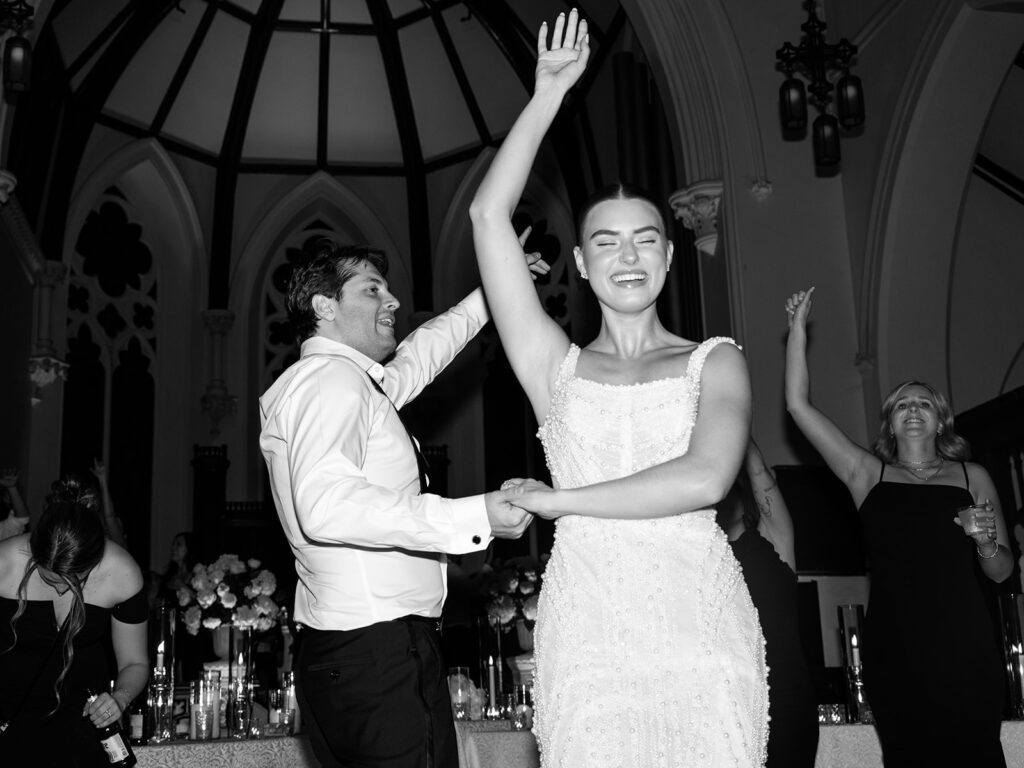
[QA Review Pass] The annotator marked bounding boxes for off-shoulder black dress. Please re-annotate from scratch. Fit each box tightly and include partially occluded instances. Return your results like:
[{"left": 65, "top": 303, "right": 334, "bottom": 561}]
[{"left": 0, "top": 589, "right": 148, "bottom": 767}]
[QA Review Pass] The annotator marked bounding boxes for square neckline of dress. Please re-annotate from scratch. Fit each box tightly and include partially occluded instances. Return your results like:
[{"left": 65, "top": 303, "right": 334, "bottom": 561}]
[{"left": 566, "top": 341, "right": 702, "bottom": 389}]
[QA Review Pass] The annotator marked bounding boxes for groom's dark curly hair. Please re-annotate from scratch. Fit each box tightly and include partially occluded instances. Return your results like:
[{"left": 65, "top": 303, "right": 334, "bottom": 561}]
[{"left": 286, "top": 236, "right": 389, "bottom": 343}]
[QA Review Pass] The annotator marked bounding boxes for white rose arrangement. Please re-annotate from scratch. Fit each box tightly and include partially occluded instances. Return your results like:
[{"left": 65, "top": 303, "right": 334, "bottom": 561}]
[
  {"left": 482, "top": 556, "right": 544, "bottom": 631},
  {"left": 177, "top": 553, "right": 281, "bottom": 635}
]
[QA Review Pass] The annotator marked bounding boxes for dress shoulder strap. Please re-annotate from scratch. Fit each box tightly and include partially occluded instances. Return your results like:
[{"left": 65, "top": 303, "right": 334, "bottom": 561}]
[
  {"left": 961, "top": 461, "right": 970, "bottom": 490},
  {"left": 879, "top": 461, "right": 887, "bottom": 482},
  {"left": 684, "top": 336, "right": 739, "bottom": 384},
  {"left": 551, "top": 344, "right": 581, "bottom": 395}
]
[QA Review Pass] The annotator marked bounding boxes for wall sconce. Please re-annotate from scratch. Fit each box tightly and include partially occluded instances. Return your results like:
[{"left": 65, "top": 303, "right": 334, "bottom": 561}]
[
  {"left": 1, "top": 0, "right": 34, "bottom": 95},
  {"left": 776, "top": 1, "right": 864, "bottom": 172}
]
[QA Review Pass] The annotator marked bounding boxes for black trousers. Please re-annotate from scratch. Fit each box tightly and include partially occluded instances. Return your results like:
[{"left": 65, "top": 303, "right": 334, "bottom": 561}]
[{"left": 296, "top": 616, "right": 458, "bottom": 768}]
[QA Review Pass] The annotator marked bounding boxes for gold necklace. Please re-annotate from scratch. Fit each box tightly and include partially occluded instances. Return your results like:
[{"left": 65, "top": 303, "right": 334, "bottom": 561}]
[{"left": 895, "top": 457, "right": 944, "bottom": 481}]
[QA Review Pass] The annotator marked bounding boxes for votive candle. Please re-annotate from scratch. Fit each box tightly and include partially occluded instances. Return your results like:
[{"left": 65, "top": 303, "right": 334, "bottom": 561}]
[{"left": 488, "top": 656, "right": 497, "bottom": 710}]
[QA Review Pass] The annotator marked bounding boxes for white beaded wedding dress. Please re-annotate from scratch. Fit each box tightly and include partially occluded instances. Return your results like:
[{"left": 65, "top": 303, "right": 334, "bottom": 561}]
[{"left": 533, "top": 337, "right": 768, "bottom": 768}]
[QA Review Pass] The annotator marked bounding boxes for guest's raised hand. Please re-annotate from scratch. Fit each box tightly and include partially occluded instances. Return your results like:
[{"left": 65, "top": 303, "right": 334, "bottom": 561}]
[
  {"left": 0, "top": 467, "right": 18, "bottom": 488},
  {"left": 91, "top": 457, "right": 107, "bottom": 485},
  {"left": 484, "top": 488, "right": 534, "bottom": 539},
  {"left": 535, "top": 9, "right": 590, "bottom": 97},
  {"left": 785, "top": 287, "right": 815, "bottom": 331},
  {"left": 518, "top": 225, "right": 552, "bottom": 282}
]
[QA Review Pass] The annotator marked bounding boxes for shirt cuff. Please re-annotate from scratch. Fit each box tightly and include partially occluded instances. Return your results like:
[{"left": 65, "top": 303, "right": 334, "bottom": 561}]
[
  {"left": 455, "top": 287, "right": 488, "bottom": 325},
  {"left": 445, "top": 493, "right": 493, "bottom": 553}
]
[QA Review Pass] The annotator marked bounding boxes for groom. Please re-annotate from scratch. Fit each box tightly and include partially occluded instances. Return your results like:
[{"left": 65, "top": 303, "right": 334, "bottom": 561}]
[{"left": 260, "top": 237, "right": 532, "bottom": 767}]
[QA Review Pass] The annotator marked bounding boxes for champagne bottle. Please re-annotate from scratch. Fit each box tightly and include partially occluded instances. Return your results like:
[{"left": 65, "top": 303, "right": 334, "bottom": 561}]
[
  {"left": 127, "top": 690, "right": 149, "bottom": 747},
  {"left": 85, "top": 691, "right": 138, "bottom": 767}
]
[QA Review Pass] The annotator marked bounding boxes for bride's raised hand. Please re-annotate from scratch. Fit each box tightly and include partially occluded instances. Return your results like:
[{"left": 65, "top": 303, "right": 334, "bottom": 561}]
[
  {"left": 535, "top": 9, "right": 590, "bottom": 96},
  {"left": 785, "top": 287, "right": 815, "bottom": 331}
]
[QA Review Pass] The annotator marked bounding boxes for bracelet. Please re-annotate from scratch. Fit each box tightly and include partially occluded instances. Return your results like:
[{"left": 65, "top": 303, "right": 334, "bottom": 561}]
[
  {"left": 977, "top": 543, "right": 999, "bottom": 559},
  {"left": 112, "top": 686, "right": 133, "bottom": 711}
]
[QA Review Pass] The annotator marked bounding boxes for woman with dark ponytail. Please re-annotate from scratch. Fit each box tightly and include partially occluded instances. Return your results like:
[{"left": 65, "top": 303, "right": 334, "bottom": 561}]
[{"left": 0, "top": 481, "right": 149, "bottom": 766}]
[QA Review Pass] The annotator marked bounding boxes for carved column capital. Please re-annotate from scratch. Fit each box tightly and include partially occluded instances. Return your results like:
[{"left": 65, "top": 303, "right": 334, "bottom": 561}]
[
  {"left": 669, "top": 180, "right": 723, "bottom": 256},
  {"left": 202, "top": 309, "right": 235, "bottom": 336},
  {"left": 27, "top": 354, "right": 69, "bottom": 407},
  {"left": 38, "top": 260, "right": 69, "bottom": 287}
]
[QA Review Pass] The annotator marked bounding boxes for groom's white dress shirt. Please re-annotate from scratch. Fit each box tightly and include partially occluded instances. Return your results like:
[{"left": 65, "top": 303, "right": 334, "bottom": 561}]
[{"left": 259, "top": 289, "right": 493, "bottom": 631}]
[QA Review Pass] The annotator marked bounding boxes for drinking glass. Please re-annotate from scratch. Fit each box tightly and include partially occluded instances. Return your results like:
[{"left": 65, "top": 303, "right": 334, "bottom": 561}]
[
  {"left": 448, "top": 666, "right": 472, "bottom": 720},
  {"left": 190, "top": 680, "right": 216, "bottom": 741},
  {"left": 956, "top": 504, "right": 986, "bottom": 536},
  {"left": 510, "top": 684, "right": 533, "bottom": 731}
]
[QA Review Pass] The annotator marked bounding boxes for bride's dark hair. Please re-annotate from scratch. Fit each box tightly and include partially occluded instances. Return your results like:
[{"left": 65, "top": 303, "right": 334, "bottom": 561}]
[{"left": 3, "top": 491, "right": 106, "bottom": 713}]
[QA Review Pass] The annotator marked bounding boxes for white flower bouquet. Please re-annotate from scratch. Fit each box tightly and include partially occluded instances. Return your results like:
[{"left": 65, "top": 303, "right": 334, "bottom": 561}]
[
  {"left": 482, "top": 556, "right": 544, "bottom": 631},
  {"left": 177, "top": 553, "right": 281, "bottom": 635}
]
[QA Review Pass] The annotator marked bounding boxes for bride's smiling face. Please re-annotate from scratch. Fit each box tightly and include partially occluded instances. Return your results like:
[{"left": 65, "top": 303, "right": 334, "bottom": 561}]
[{"left": 574, "top": 197, "right": 673, "bottom": 312}]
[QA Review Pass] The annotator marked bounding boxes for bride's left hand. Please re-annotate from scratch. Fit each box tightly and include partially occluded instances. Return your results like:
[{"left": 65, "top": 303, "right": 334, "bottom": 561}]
[{"left": 501, "top": 478, "right": 558, "bottom": 519}]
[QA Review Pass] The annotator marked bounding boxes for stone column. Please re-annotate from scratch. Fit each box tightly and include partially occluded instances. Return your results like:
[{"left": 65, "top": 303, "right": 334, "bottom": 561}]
[
  {"left": 200, "top": 309, "right": 237, "bottom": 437},
  {"left": 28, "top": 261, "right": 70, "bottom": 405},
  {"left": 669, "top": 180, "right": 723, "bottom": 257}
]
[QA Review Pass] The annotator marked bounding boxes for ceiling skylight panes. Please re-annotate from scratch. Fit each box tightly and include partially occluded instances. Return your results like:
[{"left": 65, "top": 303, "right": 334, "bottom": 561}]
[
  {"left": 243, "top": 32, "right": 319, "bottom": 161},
  {"left": 227, "top": 0, "right": 262, "bottom": 14},
  {"left": 105, "top": 2, "right": 205, "bottom": 128},
  {"left": 327, "top": 35, "right": 402, "bottom": 163},
  {"left": 280, "top": 0, "right": 322, "bottom": 23},
  {"left": 330, "top": 0, "right": 372, "bottom": 25},
  {"left": 52, "top": 0, "right": 132, "bottom": 75},
  {"left": 162, "top": 12, "right": 249, "bottom": 154},
  {"left": 398, "top": 18, "right": 478, "bottom": 159},
  {"left": 387, "top": 0, "right": 425, "bottom": 20},
  {"left": 441, "top": 5, "right": 527, "bottom": 138}
]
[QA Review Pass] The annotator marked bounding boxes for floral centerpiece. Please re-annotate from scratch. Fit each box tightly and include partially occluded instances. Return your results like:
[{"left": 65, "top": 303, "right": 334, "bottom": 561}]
[
  {"left": 481, "top": 555, "right": 545, "bottom": 632},
  {"left": 177, "top": 553, "right": 281, "bottom": 635}
]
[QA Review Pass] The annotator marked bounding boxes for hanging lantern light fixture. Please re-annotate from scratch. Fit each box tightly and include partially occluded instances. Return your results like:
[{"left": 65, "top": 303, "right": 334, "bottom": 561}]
[
  {"left": 776, "top": 1, "right": 865, "bottom": 172},
  {"left": 1, "top": 0, "right": 35, "bottom": 97}
]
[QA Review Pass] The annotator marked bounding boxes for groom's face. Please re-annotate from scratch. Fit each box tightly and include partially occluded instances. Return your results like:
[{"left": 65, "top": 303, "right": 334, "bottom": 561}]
[{"left": 317, "top": 261, "right": 400, "bottom": 362}]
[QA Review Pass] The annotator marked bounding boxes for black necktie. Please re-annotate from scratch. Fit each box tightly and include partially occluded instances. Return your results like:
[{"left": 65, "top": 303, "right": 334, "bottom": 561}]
[{"left": 366, "top": 373, "right": 429, "bottom": 493}]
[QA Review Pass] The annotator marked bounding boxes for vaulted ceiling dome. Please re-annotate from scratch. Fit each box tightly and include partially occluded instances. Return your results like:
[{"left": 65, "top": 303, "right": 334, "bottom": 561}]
[{"left": 48, "top": 0, "right": 624, "bottom": 170}]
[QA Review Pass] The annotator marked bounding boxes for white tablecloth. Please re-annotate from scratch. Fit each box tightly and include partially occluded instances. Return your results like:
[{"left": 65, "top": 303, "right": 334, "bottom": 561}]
[
  {"left": 136, "top": 735, "right": 318, "bottom": 767},
  {"left": 455, "top": 720, "right": 1024, "bottom": 768},
  {"left": 132, "top": 720, "right": 1024, "bottom": 767}
]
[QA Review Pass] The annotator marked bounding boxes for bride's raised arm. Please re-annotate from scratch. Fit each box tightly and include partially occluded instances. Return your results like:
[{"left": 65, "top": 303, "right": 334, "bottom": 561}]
[{"left": 469, "top": 10, "right": 590, "bottom": 424}]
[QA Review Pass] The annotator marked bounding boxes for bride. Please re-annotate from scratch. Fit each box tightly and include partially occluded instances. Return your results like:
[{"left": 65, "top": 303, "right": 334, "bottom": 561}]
[{"left": 469, "top": 9, "right": 767, "bottom": 767}]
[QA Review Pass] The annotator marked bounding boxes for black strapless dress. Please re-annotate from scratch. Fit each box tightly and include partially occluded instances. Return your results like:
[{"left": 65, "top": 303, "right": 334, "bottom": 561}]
[
  {"left": 730, "top": 527, "right": 819, "bottom": 768},
  {"left": 859, "top": 467, "right": 1006, "bottom": 767}
]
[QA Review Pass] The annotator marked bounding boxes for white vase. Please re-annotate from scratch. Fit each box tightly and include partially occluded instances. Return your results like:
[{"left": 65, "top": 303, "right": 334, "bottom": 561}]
[{"left": 515, "top": 619, "right": 534, "bottom": 652}]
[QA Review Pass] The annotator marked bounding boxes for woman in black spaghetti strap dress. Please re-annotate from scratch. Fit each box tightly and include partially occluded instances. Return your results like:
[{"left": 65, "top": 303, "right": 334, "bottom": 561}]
[
  {"left": 784, "top": 287, "right": 1011, "bottom": 767},
  {"left": 718, "top": 440, "right": 819, "bottom": 768}
]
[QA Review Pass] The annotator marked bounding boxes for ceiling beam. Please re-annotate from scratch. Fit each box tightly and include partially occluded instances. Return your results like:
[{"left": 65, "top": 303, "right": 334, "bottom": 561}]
[
  {"left": 36, "top": 0, "right": 181, "bottom": 258},
  {"left": 366, "top": 0, "right": 433, "bottom": 310},
  {"left": 95, "top": 113, "right": 220, "bottom": 167},
  {"left": 209, "top": 0, "right": 285, "bottom": 308},
  {"left": 316, "top": 0, "right": 330, "bottom": 168},
  {"left": 429, "top": 5, "right": 490, "bottom": 144},
  {"left": 974, "top": 154, "right": 1024, "bottom": 207},
  {"left": 151, "top": 0, "right": 220, "bottom": 135},
  {"left": 66, "top": 1, "right": 138, "bottom": 80}
]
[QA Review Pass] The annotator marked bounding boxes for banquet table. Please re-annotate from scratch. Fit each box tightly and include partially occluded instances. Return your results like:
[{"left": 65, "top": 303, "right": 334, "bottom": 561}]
[
  {"left": 455, "top": 719, "right": 1024, "bottom": 768},
  {"left": 134, "top": 720, "right": 1024, "bottom": 767}
]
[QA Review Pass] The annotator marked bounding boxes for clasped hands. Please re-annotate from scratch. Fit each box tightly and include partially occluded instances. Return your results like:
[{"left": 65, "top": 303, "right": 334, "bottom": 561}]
[{"left": 484, "top": 478, "right": 556, "bottom": 539}]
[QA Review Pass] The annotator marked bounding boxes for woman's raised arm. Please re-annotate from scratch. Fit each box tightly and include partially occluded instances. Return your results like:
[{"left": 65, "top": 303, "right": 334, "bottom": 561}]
[
  {"left": 469, "top": 11, "right": 590, "bottom": 423},
  {"left": 784, "top": 288, "right": 877, "bottom": 505}
]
